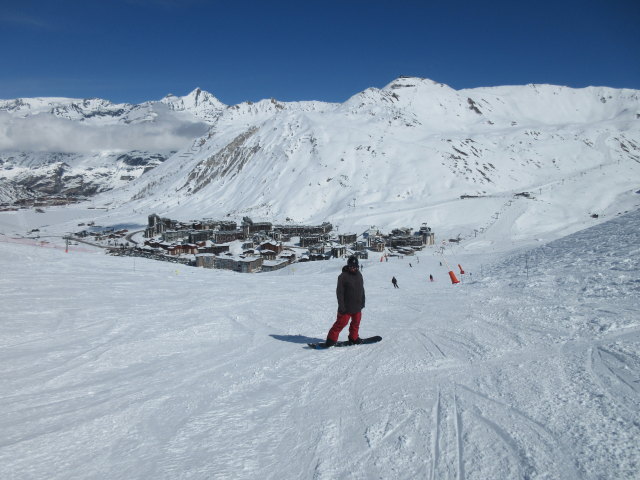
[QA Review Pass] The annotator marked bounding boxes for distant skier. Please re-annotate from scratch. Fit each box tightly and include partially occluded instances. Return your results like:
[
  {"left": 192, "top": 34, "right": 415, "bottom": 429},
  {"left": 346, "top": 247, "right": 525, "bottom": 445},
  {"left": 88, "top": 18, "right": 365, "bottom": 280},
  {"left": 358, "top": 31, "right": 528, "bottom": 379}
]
[
  {"left": 429, "top": 274, "right": 434, "bottom": 282},
  {"left": 325, "top": 256, "right": 366, "bottom": 347},
  {"left": 392, "top": 276, "right": 399, "bottom": 288}
]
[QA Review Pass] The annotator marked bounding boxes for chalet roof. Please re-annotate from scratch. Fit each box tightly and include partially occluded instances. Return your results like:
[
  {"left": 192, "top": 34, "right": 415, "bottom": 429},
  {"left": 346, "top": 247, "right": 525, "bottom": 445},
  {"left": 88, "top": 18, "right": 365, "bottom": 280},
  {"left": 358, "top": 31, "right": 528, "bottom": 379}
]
[
  {"left": 262, "top": 259, "right": 289, "bottom": 267},
  {"left": 238, "top": 257, "right": 262, "bottom": 263},
  {"left": 214, "top": 254, "right": 262, "bottom": 264}
]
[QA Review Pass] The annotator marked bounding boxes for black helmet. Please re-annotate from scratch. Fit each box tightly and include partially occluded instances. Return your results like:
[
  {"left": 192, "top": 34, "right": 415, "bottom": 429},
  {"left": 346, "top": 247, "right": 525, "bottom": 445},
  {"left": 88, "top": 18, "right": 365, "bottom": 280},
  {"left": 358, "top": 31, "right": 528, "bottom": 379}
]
[{"left": 347, "top": 255, "right": 359, "bottom": 268}]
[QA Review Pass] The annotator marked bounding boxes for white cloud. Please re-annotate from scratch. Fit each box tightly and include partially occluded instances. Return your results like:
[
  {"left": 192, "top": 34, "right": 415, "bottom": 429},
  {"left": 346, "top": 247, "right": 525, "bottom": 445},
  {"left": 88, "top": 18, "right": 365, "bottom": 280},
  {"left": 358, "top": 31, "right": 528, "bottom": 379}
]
[{"left": 0, "top": 111, "right": 209, "bottom": 153}]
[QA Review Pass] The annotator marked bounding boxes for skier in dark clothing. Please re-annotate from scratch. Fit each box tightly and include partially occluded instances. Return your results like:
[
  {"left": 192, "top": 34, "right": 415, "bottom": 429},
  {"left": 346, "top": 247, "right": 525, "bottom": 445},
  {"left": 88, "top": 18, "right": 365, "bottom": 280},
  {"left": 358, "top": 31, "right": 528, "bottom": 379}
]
[
  {"left": 325, "top": 256, "right": 365, "bottom": 346},
  {"left": 392, "top": 276, "right": 399, "bottom": 288}
]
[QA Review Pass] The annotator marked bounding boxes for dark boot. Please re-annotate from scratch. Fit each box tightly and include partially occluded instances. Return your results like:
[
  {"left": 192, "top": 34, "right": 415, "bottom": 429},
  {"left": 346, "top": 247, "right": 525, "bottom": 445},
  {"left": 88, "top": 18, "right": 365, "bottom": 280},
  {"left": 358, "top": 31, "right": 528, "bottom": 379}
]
[
  {"left": 325, "top": 339, "right": 336, "bottom": 348},
  {"left": 348, "top": 336, "right": 363, "bottom": 345}
]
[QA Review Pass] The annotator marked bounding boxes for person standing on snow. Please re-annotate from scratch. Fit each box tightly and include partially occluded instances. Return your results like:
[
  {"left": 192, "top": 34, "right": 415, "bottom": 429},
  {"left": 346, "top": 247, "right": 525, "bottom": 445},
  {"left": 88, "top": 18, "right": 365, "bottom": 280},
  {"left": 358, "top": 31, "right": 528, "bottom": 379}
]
[
  {"left": 392, "top": 276, "right": 399, "bottom": 288},
  {"left": 325, "top": 255, "right": 366, "bottom": 347}
]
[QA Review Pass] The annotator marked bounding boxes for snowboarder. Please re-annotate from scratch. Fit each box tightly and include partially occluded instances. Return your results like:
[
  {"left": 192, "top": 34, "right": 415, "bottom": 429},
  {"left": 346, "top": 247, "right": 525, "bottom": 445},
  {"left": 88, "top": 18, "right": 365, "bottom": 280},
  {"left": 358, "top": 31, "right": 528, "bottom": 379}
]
[
  {"left": 325, "top": 255, "right": 366, "bottom": 347},
  {"left": 429, "top": 274, "right": 434, "bottom": 282},
  {"left": 392, "top": 276, "right": 399, "bottom": 288}
]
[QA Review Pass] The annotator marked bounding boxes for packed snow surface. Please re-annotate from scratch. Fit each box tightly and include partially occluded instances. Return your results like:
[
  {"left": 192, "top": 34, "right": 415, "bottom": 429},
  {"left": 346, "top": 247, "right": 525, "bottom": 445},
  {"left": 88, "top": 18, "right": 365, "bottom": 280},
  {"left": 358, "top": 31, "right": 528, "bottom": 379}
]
[{"left": 1, "top": 205, "right": 639, "bottom": 479}]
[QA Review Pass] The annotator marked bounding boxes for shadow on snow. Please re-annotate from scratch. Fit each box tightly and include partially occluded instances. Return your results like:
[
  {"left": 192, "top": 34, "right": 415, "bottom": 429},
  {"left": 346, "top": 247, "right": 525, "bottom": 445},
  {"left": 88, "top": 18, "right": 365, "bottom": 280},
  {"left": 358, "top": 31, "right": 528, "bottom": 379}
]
[{"left": 270, "top": 334, "right": 323, "bottom": 344}]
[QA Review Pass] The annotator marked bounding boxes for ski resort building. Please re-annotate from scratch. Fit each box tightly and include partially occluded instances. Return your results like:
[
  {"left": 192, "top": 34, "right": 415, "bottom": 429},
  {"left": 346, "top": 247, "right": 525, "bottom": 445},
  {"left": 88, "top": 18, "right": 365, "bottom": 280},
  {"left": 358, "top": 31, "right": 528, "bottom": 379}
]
[
  {"left": 145, "top": 214, "right": 176, "bottom": 238},
  {"left": 195, "top": 254, "right": 264, "bottom": 273},
  {"left": 273, "top": 222, "right": 333, "bottom": 237},
  {"left": 132, "top": 213, "right": 436, "bottom": 273}
]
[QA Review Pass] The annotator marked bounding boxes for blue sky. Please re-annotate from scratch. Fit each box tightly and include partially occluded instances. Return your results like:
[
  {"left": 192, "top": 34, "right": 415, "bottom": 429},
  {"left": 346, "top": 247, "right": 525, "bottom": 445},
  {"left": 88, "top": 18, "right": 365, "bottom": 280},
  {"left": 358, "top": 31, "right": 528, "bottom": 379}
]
[{"left": 1, "top": 0, "right": 638, "bottom": 105}]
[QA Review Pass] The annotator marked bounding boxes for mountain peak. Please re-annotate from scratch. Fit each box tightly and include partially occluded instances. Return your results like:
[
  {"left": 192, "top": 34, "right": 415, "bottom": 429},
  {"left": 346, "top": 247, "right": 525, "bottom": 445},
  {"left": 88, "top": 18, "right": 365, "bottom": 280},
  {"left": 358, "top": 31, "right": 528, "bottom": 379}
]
[
  {"left": 160, "top": 88, "right": 227, "bottom": 114},
  {"left": 383, "top": 76, "right": 453, "bottom": 92},
  {"left": 184, "top": 87, "right": 217, "bottom": 106}
]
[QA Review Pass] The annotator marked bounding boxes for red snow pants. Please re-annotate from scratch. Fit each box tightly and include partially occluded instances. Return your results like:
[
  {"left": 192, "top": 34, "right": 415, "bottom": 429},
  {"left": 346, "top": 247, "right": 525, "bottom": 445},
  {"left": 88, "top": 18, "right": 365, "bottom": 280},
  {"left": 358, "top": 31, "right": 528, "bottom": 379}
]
[{"left": 327, "top": 311, "right": 361, "bottom": 342}]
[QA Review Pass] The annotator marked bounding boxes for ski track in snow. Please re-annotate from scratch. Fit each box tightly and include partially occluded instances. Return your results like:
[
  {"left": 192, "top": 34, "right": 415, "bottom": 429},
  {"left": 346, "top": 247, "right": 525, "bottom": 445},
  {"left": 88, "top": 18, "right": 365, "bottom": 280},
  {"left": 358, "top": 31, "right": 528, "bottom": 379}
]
[{"left": 1, "top": 209, "right": 640, "bottom": 479}]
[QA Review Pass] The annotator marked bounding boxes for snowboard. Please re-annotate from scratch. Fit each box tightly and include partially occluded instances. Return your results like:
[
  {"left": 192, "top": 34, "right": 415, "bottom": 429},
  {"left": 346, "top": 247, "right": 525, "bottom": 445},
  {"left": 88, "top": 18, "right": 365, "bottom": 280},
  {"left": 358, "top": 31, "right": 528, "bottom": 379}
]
[{"left": 307, "top": 335, "right": 382, "bottom": 349}]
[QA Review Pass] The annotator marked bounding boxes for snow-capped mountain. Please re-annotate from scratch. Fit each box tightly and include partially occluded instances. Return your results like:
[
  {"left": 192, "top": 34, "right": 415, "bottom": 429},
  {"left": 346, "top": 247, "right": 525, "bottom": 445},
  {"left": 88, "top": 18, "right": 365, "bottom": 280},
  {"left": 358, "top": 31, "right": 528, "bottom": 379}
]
[
  {"left": 0, "top": 89, "right": 221, "bottom": 199},
  {"left": 2, "top": 77, "right": 639, "bottom": 242},
  {"left": 159, "top": 87, "right": 227, "bottom": 122},
  {"left": 102, "top": 77, "right": 640, "bottom": 241},
  {"left": 0, "top": 85, "right": 336, "bottom": 201}
]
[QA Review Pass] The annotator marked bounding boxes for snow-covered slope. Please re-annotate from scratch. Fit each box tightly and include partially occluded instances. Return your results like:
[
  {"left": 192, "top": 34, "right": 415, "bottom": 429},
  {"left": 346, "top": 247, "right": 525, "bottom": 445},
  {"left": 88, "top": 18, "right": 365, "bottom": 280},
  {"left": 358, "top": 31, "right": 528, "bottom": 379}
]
[
  {"left": 1, "top": 204, "right": 638, "bottom": 479},
  {"left": 0, "top": 180, "right": 35, "bottom": 204}
]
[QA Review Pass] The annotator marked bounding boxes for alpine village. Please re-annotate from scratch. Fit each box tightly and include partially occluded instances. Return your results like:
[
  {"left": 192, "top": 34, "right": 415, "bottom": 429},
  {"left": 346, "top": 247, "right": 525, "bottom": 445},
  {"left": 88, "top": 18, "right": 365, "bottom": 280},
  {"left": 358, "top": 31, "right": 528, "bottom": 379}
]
[{"left": 72, "top": 213, "right": 437, "bottom": 273}]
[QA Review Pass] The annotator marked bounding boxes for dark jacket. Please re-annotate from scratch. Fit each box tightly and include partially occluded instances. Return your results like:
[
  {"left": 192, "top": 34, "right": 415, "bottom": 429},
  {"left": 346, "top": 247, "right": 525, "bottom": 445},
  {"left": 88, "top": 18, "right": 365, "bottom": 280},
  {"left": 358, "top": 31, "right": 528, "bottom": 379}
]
[{"left": 337, "top": 265, "right": 365, "bottom": 313}]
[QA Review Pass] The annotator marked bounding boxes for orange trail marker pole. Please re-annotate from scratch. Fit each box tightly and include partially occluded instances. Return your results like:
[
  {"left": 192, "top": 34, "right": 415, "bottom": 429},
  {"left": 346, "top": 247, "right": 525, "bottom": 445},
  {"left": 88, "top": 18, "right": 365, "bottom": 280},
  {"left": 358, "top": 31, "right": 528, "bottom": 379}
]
[{"left": 440, "top": 254, "right": 460, "bottom": 285}]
